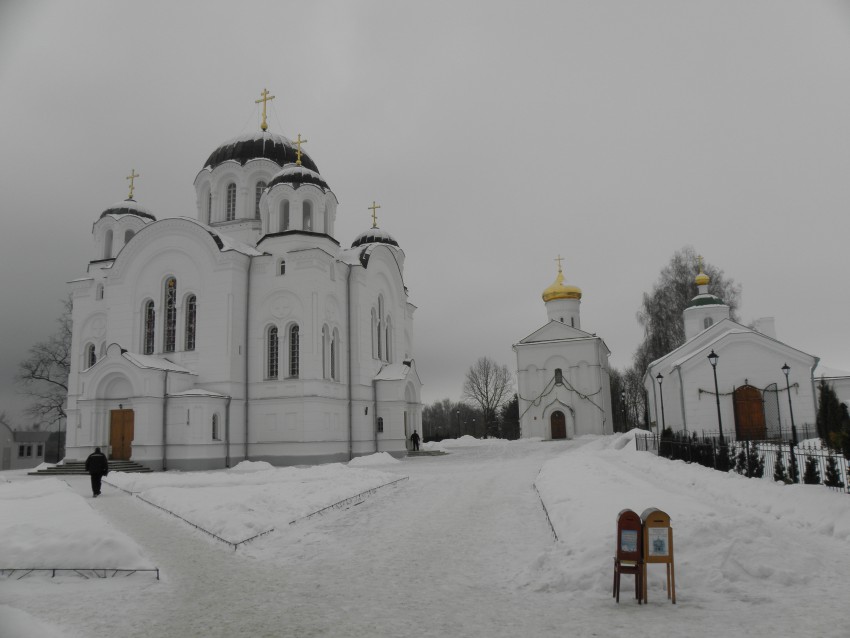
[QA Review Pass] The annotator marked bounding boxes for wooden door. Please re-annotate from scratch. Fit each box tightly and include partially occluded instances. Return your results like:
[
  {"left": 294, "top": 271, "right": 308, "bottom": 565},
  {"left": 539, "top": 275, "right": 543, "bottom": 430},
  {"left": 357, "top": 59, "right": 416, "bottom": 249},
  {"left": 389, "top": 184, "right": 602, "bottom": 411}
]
[
  {"left": 733, "top": 386, "right": 765, "bottom": 440},
  {"left": 109, "top": 409, "right": 134, "bottom": 460},
  {"left": 551, "top": 411, "right": 566, "bottom": 440}
]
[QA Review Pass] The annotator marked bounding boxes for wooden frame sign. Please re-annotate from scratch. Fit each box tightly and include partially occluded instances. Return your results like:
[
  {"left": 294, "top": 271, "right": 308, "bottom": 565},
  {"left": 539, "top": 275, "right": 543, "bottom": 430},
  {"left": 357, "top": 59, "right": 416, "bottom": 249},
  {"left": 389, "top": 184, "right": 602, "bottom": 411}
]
[{"left": 641, "top": 508, "right": 676, "bottom": 604}]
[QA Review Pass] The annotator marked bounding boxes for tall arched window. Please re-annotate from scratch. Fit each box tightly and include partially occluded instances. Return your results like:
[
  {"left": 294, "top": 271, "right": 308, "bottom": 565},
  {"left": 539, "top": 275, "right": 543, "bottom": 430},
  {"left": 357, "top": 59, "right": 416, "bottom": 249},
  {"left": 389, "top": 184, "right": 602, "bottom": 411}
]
[
  {"left": 163, "top": 277, "right": 177, "bottom": 353},
  {"left": 278, "top": 260, "right": 286, "bottom": 276},
  {"left": 323, "top": 204, "right": 329, "bottom": 234},
  {"left": 212, "top": 414, "right": 220, "bottom": 440},
  {"left": 377, "top": 296, "right": 384, "bottom": 361},
  {"left": 104, "top": 230, "right": 113, "bottom": 259},
  {"left": 385, "top": 318, "right": 392, "bottom": 363},
  {"left": 86, "top": 343, "right": 97, "bottom": 368},
  {"left": 143, "top": 300, "right": 156, "bottom": 355},
  {"left": 96, "top": 284, "right": 104, "bottom": 300},
  {"left": 225, "top": 183, "right": 237, "bottom": 221},
  {"left": 331, "top": 328, "right": 339, "bottom": 381},
  {"left": 207, "top": 191, "right": 212, "bottom": 224},
  {"left": 124, "top": 229, "right": 135, "bottom": 244},
  {"left": 255, "top": 181, "right": 266, "bottom": 218},
  {"left": 185, "top": 294, "right": 197, "bottom": 351},
  {"left": 704, "top": 317, "right": 714, "bottom": 329},
  {"left": 303, "top": 201, "right": 313, "bottom": 231},
  {"left": 371, "top": 308, "right": 378, "bottom": 359},
  {"left": 281, "top": 200, "right": 290, "bottom": 230},
  {"left": 267, "top": 326, "right": 279, "bottom": 379},
  {"left": 322, "top": 325, "right": 330, "bottom": 379},
  {"left": 288, "top": 324, "right": 300, "bottom": 378}
]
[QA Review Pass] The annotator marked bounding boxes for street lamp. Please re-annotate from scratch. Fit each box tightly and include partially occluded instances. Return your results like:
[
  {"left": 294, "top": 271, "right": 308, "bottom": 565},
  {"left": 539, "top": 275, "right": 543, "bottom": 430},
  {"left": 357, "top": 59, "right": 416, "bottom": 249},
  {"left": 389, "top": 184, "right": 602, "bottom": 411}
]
[
  {"left": 456, "top": 410, "right": 460, "bottom": 438},
  {"left": 620, "top": 390, "right": 627, "bottom": 432},
  {"left": 655, "top": 373, "right": 666, "bottom": 431},
  {"left": 707, "top": 350, "right": 724, "bottom": 443},
  {"left": 781, "top": 363, "right": 800, "bottom": 483}
]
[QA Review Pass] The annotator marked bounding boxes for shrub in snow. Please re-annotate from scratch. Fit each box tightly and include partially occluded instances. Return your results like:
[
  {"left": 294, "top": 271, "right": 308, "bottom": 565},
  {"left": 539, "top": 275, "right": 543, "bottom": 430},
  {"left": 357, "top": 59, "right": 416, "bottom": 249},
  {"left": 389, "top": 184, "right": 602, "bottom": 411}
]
[
  {"left": 803, "top": 455, "right": 821, "bottom": 485},
  {"left": 773, "top": 451, "right": 789, "bottom": 484},
  {"left": 823, "top": 455, "right": 844, "bottom": 489}
]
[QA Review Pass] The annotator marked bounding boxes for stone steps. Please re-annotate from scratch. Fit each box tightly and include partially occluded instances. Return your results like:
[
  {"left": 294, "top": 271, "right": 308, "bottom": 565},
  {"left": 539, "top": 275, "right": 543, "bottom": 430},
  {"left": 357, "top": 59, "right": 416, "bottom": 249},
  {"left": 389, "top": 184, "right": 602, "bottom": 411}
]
[{"left": 29, "top": 460, "right": 153, "bottom": 475}]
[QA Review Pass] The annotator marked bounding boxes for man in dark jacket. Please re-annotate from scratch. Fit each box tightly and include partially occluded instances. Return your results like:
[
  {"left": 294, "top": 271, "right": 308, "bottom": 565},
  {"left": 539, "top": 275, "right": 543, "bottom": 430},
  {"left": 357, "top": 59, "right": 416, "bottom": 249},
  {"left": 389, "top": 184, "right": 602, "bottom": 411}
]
[
  {"left": 85, "top": 447, "right": 109, "bottom": 497},
  {"left": 410, "top": 430, "right": 421, "bottom": 451}
]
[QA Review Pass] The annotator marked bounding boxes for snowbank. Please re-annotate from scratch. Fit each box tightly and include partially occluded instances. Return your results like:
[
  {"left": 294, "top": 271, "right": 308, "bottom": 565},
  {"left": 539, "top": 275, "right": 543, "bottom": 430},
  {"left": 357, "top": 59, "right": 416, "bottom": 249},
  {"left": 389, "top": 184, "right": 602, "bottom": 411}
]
[
  {"left": 0, "top": 604, "right": 68, "bottom": 638},
  {"left": 348, "top": 452, "right": 400, "bottom": 467}
]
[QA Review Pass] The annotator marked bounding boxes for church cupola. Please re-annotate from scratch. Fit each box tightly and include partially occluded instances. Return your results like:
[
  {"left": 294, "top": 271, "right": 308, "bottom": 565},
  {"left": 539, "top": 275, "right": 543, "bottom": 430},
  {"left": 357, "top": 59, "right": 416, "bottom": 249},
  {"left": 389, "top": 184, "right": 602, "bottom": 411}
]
[
  {"left": 92, "top": 170, "right": 155, "bottom": 261},
  {"left": 542, "top": 256, "right": 582, "bottom": 328},
  {"left": 683, "top": 255, "right": 731, "bottom": 340},
  {"left": 351, "top": 201, "right": 399, "bottom": 249}
]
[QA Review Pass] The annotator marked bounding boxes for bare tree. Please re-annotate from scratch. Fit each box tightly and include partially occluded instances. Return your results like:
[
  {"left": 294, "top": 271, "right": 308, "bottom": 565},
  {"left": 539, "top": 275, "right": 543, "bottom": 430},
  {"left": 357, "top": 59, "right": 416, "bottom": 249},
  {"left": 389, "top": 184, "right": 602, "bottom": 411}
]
[
  {"left": 17, "top": 296, "right": 72, "bottom": 425},
  {"left": 462, "top": 357, "right": 513, "bottom": 438}
]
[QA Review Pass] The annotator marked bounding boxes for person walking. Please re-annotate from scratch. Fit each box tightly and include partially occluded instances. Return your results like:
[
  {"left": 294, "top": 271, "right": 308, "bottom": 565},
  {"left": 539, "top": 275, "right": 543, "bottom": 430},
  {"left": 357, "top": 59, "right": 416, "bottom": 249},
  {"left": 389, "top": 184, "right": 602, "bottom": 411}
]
[
  {"left": 85, "top": 447, "right": 109, "bottom": 498},
  {"left": 410, "top": 430, "right": 421, "bottom": 451}
]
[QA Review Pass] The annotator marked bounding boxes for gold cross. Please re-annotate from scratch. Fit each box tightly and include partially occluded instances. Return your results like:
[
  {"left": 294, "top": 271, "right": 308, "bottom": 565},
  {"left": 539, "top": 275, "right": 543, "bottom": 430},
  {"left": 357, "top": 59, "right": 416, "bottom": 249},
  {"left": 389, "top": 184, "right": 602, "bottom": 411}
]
[
  {"left": 255, "top": 88, "right": 276, "bottom": 132},
  {"left": 368, "top": 201, "right": 381, "bottom": 228},
  {"left": 554, "top": 254, "right": 564, "bottom": 273},
  {"left": 293, "top": 133, "right": 308, "bottom": 166},
  {"left": 126, "top": 169, "right": 139, "bottom": 200},
  {"left": 698, "top": 255, "right": 704, "bottom": 273}
]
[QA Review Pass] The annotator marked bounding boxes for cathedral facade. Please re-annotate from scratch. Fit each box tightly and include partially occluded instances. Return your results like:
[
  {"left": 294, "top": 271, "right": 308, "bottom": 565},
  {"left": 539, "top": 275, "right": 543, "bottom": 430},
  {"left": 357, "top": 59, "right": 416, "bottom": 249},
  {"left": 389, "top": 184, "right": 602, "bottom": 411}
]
[
  {"left": 65, "top": 103, "right": 422, "bottom": 470},
  {"left": 514, "top": 261, "right": 613, "bottom": 439}
]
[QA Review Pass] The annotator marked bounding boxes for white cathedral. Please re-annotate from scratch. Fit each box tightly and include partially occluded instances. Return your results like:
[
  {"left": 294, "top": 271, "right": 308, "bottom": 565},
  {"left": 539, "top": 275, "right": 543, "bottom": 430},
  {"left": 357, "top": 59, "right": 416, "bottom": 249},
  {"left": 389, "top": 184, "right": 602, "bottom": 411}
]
[{"left": 64, "top": 95, "right": 422, "bottom": 470}]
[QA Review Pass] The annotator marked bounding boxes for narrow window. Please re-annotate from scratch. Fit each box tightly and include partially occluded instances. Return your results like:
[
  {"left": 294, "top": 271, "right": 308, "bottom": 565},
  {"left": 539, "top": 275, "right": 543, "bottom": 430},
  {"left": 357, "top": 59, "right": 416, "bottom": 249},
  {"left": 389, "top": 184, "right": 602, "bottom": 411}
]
[
  {"left": 267, "top": 326, "right": 279, "bottom": 379},
  {"left": 555, "top": 368, "right": 564, "bottom": 385},
  {"left": 377, "top": 417, "right": 384, "bottom": 433},
  {"left": 212, "top": 414, "right": 220, "bottom": 440},
  {"left": 704, "top": 317, "right": 714, "bottom": 329},
  {"left": 371, "top": 308, "right": 378, "bottom": 359},
  {"left": 143, "top": 300, "right": 155, "bottom": 355},
  {"left": 124, "top": 229, "right": 135, "bottom": 244},
  {"left": 377, "top": 318, "right": 383, "bottom": 361},
  {"left": 86, "top": 343, "right": 97, "bottom": 368},
  {"left": 26, "top": 445, "right": 32, "bottom": 457},
  {"left": 281, "top": 200, "right": 290, "bottom": 230},
  {"left": 164, "top": 277, "right": 177, "bottom": 353},
  {"left": 37, "top": 444, "right": 43, "bottom": 457},
  {"left": 18, "top": 445, "right": 25, "bottom": 457},
  {"left": 322, "top": 325, "right": 329, "bottom": 379},
  {"left": 104, "top": 230, "right": 113, "bottom": 259},
  {"left": 226, "top": 183, "right": 237, "bottom": 221},
  {"left": 207, "top": 191, "right": 212, "bottom": 223},
  {"left": 331, "top": 329, "right": 339, "bottom": 381},
  {"left": 323, "top": 204, "right": 329, "bottom": 234},
  {"left": 571, "top": 317, "right": 575, "bottom": 327},
  {"left": 255, "top": 181, "right": 267, "bottom": 218},
  {"left": 303, "top": 201, "right": 313, "bottom": 231},
  {"left": 385, "top": 319, "right": 392, "bottom": 363},
  {"left": 288, "top": 324, "right": 300, "bottom": 378},
  {"left": 278, "top": 260, "right": 286, "bottom": 276},
  {"left": 185, "top": 294, "right": 197, "bottom": 351},
  {"left": 96, "top": 284, "right": 104, "bottom": 300}
]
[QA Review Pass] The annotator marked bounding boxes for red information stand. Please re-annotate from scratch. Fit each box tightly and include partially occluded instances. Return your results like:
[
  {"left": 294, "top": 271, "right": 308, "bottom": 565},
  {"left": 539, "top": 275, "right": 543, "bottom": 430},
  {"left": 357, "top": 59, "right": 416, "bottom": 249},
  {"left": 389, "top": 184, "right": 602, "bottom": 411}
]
[{"left": 613, "top": 509, "right": 643, "bottom": 603}]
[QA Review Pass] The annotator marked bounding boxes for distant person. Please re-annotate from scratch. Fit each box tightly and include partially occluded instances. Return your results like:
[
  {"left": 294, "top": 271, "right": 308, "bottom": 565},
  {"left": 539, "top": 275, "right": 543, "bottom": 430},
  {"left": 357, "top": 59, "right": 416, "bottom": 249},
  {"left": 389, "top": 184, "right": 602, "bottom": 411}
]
[
  {"left": 410, "top": 430, "right": 420, "bottom": 451},
  {"left": 85, "top": 447, "right": 109, "bottom": 498}
]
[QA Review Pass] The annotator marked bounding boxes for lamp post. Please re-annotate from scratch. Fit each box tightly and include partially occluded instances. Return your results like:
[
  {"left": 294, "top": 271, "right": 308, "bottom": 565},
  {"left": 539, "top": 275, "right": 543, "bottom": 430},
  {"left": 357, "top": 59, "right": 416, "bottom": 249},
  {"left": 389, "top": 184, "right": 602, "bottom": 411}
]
[
  {"left": 655, "top": 373, "right": 666, "bottom": 432},
  {"left": 456, "top": 410, "right": 460, "bottom": 439},
  {"left": 782, "top": 363, "right": 800, "bottom": 483},
  {"left": 707, "top": 350, "right": 724, "bottom": 443},
  {"left": 620, "top": 390, "right": 627, "bottom": 432}
]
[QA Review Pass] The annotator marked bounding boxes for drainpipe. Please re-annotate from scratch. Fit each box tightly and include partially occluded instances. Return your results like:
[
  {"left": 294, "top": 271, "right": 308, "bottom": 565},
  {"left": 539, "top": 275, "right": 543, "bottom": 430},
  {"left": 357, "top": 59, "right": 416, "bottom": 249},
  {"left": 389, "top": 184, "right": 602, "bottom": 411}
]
[
  {"left": 161, "top": 370, "right": 169, "bottom": 471},
  {"left": 346, "top": 264, "right": 354, "bottom": 461},
  {"left": 675, "top": 365, "right": 688, "bottom": 435},
  {"left": 373, "top": 377, "right": 379, "bottom": 453},
  {"left": 225, "top": 396, "right": 232, "bottom": 468},
  {"left": 244, "top": 257, "right": 252, "bottom": 461}
]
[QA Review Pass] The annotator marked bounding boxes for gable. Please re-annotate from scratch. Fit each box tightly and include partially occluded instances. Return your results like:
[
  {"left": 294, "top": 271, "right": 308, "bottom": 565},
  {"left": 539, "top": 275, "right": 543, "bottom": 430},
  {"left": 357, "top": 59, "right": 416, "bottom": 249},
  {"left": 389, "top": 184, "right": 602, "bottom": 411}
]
[{"left": 518, "top": 320, "right": 593, "bottom": 345}]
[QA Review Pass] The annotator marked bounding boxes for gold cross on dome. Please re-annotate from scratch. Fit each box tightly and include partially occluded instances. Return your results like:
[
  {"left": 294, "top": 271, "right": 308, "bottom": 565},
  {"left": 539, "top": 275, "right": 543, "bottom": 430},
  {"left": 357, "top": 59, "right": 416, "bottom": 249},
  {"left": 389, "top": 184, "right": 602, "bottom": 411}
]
[
  {"left": 293, "top": 133, "right": 308, "bottom": 166},
  {"left": 554, "top": 254, "right": 564, "bottom": 273},
  {"left": 126, "top": 169, "right": 140, "bottom": 200},
  {"left": 255, "top": 88, "right": 276, "bottom": 132},
  {"left": 368, "top": 201, "right": 381, "bottom": 228}
]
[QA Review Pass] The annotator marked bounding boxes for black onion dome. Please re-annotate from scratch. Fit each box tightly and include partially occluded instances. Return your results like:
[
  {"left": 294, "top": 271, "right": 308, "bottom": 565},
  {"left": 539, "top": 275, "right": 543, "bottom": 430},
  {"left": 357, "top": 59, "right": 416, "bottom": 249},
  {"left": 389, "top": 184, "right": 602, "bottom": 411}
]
[
  {"left": 99, "top": 199, "right": 156, "bottom": 221},
  {"left": 204, "top": 132, "right": 320, "bottom": 173},
  {"left": 351, "top": 227, "right": 399, "bottom": 249},
  {"left": 268, "top": 164, "right": 331, "bottom": 192}
]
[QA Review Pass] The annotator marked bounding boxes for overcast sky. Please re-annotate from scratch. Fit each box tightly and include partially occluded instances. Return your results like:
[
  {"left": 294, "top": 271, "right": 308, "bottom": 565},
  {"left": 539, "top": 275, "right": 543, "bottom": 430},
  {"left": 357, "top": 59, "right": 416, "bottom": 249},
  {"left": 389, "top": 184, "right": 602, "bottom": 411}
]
[{"left": 2, "top": 0, "right": 849, "bottom": 426}]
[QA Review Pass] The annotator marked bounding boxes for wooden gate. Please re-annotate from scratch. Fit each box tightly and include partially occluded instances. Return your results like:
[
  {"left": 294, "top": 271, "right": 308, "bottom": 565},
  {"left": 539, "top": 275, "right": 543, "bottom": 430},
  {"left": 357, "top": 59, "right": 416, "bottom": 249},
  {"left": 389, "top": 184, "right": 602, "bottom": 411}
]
[
  {"left": 109, "top": 409, "right": 134, "bottom": 460},
  {"left": 733, "top": 386, "right": 765, "bottom": 440},
  {"left": 551, "top": 411, "right": 566, "bottom": 440}
]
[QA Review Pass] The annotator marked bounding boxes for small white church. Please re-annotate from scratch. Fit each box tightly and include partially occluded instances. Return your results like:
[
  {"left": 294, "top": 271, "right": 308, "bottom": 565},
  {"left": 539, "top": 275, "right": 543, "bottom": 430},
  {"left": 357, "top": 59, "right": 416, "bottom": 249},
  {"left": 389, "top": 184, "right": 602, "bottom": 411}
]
[
  {"left": 64, "top": 92, "right": 422, "bottom": 470},
  {"left": 514, "top": 260, "right": 614, "bottom": 439}
]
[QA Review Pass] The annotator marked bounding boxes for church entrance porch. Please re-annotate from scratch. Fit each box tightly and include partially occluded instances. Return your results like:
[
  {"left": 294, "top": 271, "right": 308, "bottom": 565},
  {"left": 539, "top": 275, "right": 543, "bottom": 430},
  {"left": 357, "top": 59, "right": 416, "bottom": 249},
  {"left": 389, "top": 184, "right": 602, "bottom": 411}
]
[
  {"left": 550, "top": 411, "right": 566, "bottom": 440},
  {"left": 110, "top": 409, "right": 135, "bottom": 460},
  {"left": 733, "top": 385, "right": 766, "bottom": 440}
]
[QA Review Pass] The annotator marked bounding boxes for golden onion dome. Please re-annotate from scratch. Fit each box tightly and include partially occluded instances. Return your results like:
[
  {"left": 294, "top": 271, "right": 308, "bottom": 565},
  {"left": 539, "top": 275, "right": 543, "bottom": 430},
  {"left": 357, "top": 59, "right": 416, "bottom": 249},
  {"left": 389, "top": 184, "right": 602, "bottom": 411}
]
[
  {"left": 695, "top": 257, "right": 710, "bottom": 286},
  {"left": 542, "top": 268, "right": 582, "bottom": 302}
]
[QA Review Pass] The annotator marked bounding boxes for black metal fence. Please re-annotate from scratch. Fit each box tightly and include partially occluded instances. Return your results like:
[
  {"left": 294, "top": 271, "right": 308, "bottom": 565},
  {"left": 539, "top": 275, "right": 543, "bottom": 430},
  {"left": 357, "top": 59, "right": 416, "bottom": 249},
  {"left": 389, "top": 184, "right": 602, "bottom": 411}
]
[{"left": 636, "top": 432, "right": 850, "bottom": 494}]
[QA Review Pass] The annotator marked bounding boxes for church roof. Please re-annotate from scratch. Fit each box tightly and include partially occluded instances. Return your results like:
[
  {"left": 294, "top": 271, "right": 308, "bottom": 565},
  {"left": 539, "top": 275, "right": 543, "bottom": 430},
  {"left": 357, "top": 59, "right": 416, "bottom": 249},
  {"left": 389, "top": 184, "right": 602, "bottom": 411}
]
[
  {"left": 122, "top": 351, "right": 196, "bottom": 374},
  {"left": 99, "top": 199, "right": 156, "bottom": 221},
  {"left": 203, "top": 132, "right": 320, "bottom": 173},
  {"left": 350, "top": 227, "right": 399, "bottom": 249},
  {"left": 268, "top": 164, "right": 330, "bottom": 192},
  {"left": 688, "top": 293, "right": 725, "bottom": 308}
]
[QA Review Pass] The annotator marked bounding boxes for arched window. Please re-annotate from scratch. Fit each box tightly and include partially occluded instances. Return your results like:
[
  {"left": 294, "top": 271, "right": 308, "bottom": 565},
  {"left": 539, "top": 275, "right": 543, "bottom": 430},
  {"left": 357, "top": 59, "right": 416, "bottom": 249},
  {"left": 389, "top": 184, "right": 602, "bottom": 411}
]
[
  {"left": 385, "top": 318, "right": 392, "bottom": 363},
  {"left": 303, "top": 201, "right": 313, "bottom": 231},
  {"left": 278, "top": 260, "right": 286, "bottom": 276},
  {"left": 267, "top": 326, "right": 279, "bottom": 379},
  {"left": 371, "top": 308, "right": 378, "bottom": 359},
  {"left": 207, "top": 191, "right": 212, "bottom": 224},
  {"left": 225, "top": 183, "right": 237, "bottom": 221},
  {"left": 104, "top": 230, "right": 113, "bottom": 259},
  {"left": 124, "top": 229, "right": 135, "bottom": 244},
  {"left": 704, "top": 317, "right": 714, "bottom": 329},
  {"left": 86, "top": 343, "right": 97, "bottom": 368},
  {"left": 163, "top": 277, "right": 177, "bottom": 353},
  {"left": 212, "top": 414, "right": 220, "bottom": 441},
  {"left": 143, "top": 300, "right": 155, "bottom": 355},
  {"left": 288, "top": 324, "right": 300, "bottom": 378},
  {"left": 96, "top": 284, "right": 104, "bottom": 300},
  {"left": 322, "top": 325, "right": 330, "bottom": 379},
  {"left": 281, "top": 200, "right": 290, "bottom": 230},
  {"left": 331, "top": 328, "right": 339, "bottom": 381},
  {"left": 323, "top": 204, "right": 330, "bottom": 235},
  {"left": 377, "top": 296, "right": 384, "bottom": 361},
  {"left": 555, "top": 368, "right": 564, "bottom": 385},
  {"left": 185, "top": 294, "right": 197, "bottom": 351},
  {"left": 255, "top": 181, "right": 266, "bottom": 218}
]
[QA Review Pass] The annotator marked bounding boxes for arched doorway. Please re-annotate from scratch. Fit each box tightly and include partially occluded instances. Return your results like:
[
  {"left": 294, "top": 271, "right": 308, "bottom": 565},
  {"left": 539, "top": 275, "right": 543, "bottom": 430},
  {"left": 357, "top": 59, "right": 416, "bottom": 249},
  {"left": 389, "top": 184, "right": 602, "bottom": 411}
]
[
  {"left": 550, "top": 411, "right": 566, "bottom": 440},
  {"left": 734, "top": 385, "right": 766, "bottom": 440}
]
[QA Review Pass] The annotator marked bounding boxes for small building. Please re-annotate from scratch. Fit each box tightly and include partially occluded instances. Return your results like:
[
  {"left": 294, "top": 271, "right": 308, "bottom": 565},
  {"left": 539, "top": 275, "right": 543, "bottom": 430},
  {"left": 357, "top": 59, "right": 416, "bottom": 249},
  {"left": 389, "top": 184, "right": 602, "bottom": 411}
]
[
  {"left": 514, "top": 260, "right": 613, "bottom": 439},
  {"left": 0, "top": 423, "right": 50, "bottom": 471}
]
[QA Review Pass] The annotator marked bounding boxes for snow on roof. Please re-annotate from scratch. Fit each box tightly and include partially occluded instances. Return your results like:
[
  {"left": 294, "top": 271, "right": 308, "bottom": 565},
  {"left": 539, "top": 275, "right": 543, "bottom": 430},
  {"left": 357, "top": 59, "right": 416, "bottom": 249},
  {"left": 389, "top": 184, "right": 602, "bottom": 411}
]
[
  {"left": 169, "top": 389, "right": 229, "bottom": 398},
  {"left": 375, "top": 363, "right": 411, "bottom": 381},
  {"left": 122, "top": 352, "right": 195, "bottom": 374},
  {"left": 815, "top": 365, "right": 850, "bottom": 378},
  {"left": 170, "top": 217, "right": 264, "bottom": 256}
]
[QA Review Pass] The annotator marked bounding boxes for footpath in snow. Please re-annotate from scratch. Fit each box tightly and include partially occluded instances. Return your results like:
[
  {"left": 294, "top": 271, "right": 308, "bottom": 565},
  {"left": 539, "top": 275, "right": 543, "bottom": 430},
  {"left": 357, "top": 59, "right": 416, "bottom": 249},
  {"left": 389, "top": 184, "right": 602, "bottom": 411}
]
[{"left": 2, "top": 435, "right": 850, "bottom": 637}]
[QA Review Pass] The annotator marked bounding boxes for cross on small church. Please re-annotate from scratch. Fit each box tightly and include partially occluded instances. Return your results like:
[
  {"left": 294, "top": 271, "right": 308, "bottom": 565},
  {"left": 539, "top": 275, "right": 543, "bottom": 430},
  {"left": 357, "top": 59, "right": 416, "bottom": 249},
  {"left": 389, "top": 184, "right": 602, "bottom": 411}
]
[
  {"left": 697, "top": 255, "right": 704, "bottom": 273},
  {"left": 369, "top": 201, "right": 381, "bottom": 228},
  {"left": 293, "top": 133, "right": 308, "bottom": 166},
  {"left": 255, "top": 88, "right": 276, "bottom": 132},
  {"left": 126, "top": 169, "right": 139, "bottom": 200},
  {"left": 554, "top": 254, "right": 564, "bottom": 273}
]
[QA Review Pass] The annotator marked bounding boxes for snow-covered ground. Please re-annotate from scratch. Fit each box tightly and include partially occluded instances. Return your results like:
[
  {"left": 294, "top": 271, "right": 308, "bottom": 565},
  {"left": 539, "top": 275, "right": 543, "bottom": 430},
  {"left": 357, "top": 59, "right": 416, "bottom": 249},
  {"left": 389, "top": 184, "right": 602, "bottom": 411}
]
[{"left": 2, "top": 435, "right": 849, "bottom": 637}]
